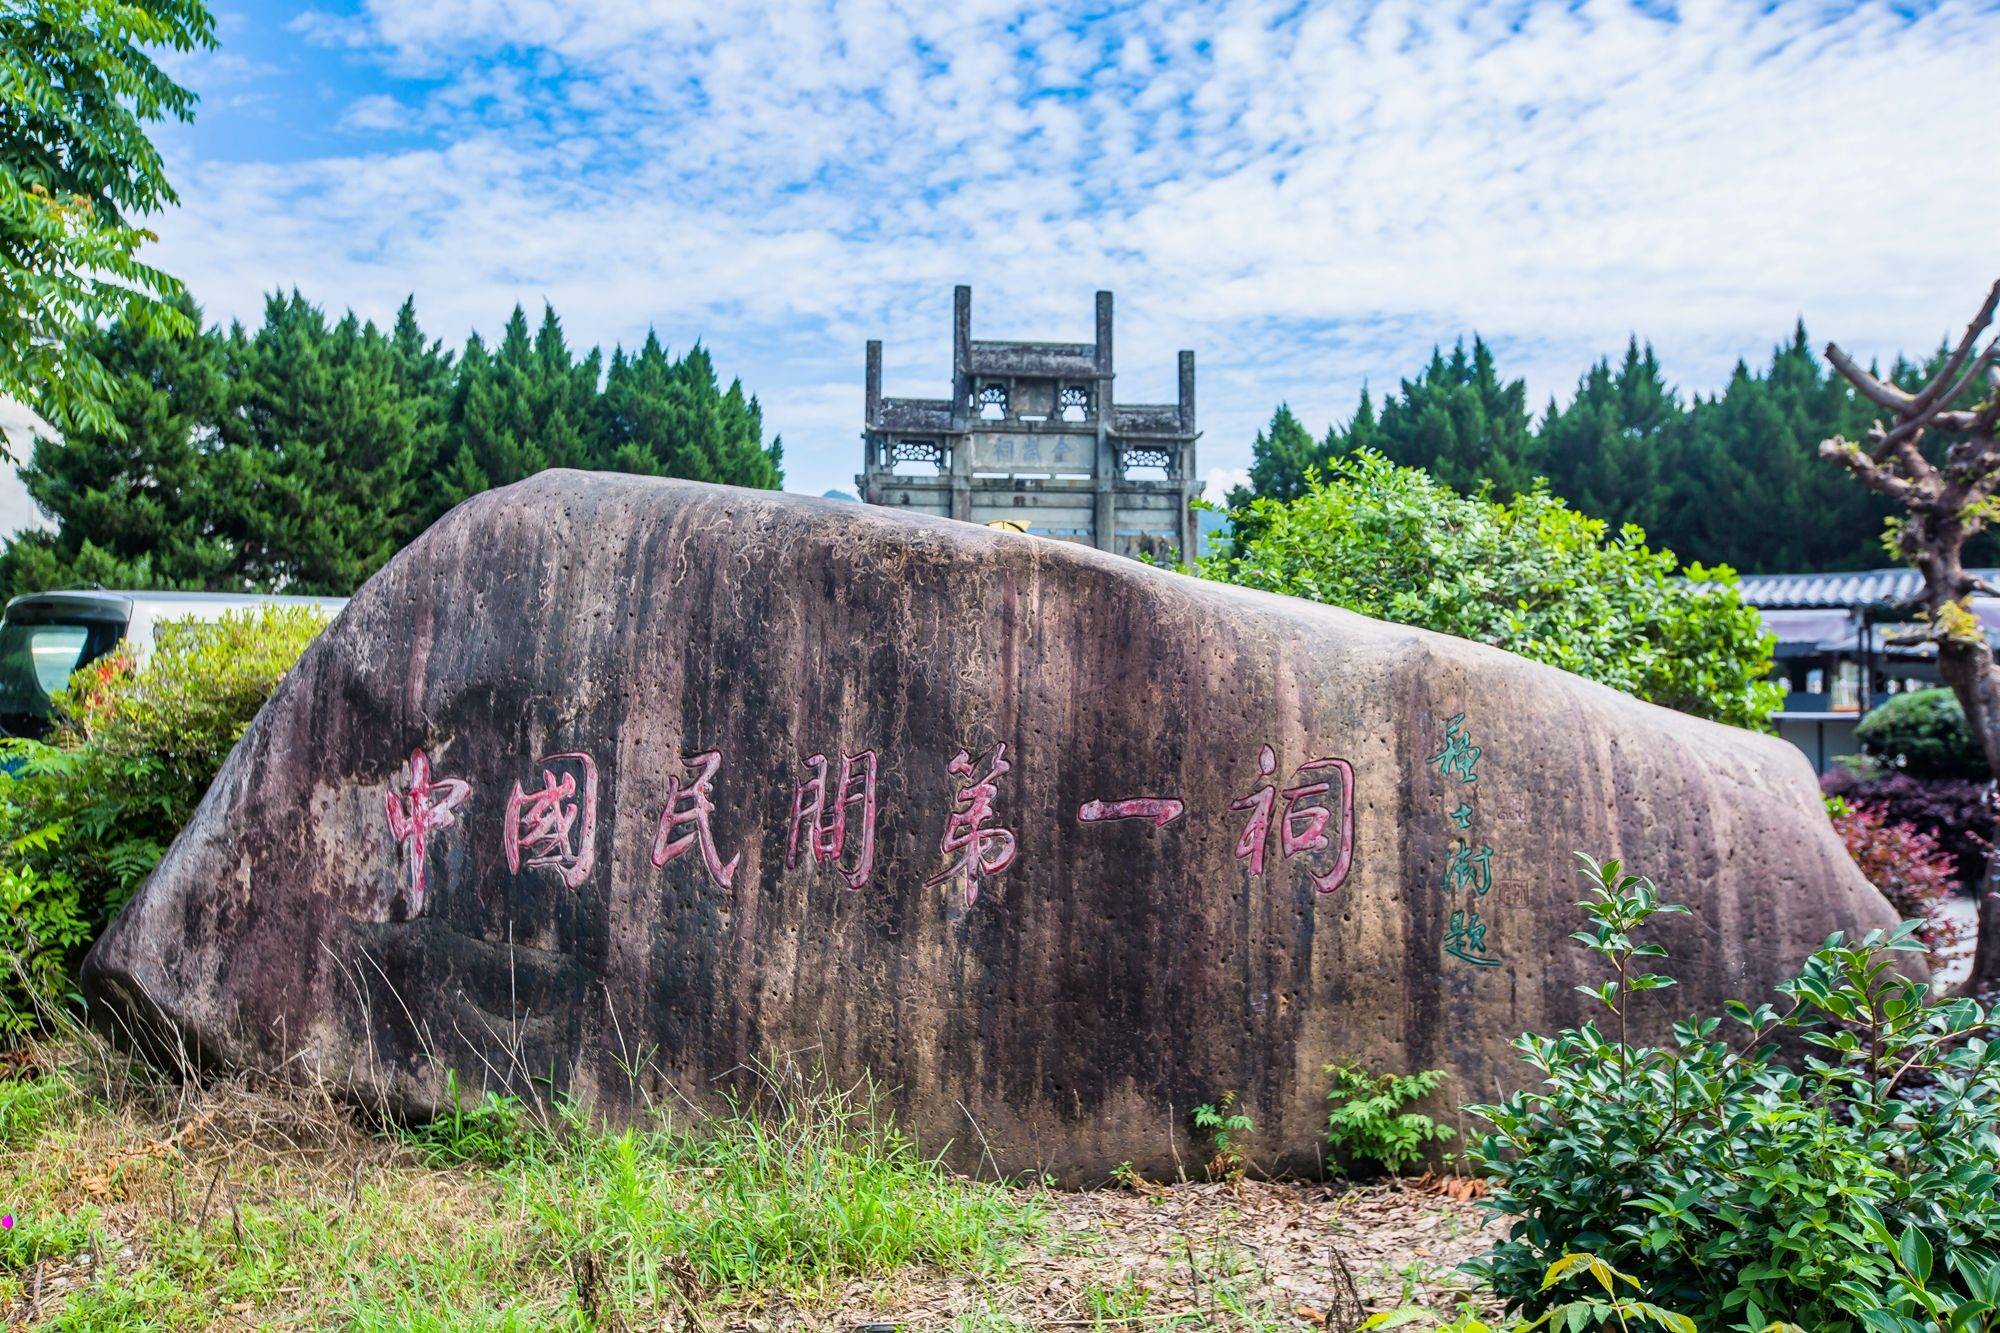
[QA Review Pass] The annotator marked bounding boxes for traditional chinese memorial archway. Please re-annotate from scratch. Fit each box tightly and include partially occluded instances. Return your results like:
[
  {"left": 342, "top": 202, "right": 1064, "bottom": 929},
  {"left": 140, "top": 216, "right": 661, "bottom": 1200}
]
[{"left": 83, "top": 472, "right": 1901, "bottom": 1180}]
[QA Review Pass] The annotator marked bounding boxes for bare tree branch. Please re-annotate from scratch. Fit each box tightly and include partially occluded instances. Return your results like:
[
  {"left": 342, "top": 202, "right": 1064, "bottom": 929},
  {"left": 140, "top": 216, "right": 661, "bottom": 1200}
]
[
  {"left": 1822, "top": 280, "right": 2000, "bottom": 996},
  {"left": 1892, "top": 436, "right": 1938, "bottom": 486},
  {"left": 1912, "top": 277, "right": 2000, "bottom": 412},
  {"left": 1819, "top": 436, "right": 1920, "bottom": 504},
  {"left": 1928, "top": 341, "right": 2000, "bottom": 420},
  {"left": 1824, "top": 343, "right": 1915, "bottom": 412}
]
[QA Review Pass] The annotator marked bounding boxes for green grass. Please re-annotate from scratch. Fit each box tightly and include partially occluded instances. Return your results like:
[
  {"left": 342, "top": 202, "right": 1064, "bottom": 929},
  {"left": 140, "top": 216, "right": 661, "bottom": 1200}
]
[
  {"left": 0, "top": 1041, "right": 1483, "bottom": 1329},
  {"left": 0, "top": 1051, "right": 1044, "bottom": 1328},
  {"left": 0, "top": 1071, "right": 73, "bottom": 1146},
  {"left": 517, "top": 1088, "right": 1036, "bottom": 1305}
]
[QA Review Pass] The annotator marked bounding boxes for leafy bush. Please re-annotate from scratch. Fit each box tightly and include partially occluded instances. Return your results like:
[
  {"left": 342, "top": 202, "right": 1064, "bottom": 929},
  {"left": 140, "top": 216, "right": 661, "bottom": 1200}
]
[
  {"left": 1365, "top": 1252, "right": 1699, "bottom": 1332},
  {"left": 398, "top": 1071, "right": 550, "bottom": 1168},
  {"left": 1829, "top": 797, "right": 1965, "bottom": 952},
  {"left": 1822, "top": 766, "right": 1992, "bottom": 889},
  {"left": 0, "top": 606, "right": 325, "bottom": 1037},
  {"left": 0, "top": 806, "right": 86, "bottom": 1038},
  {"left": 1323, "top": 1062, "right": 1452, "bottom": 1175},
  {"left": 1201, "top": 451, "right": 1781, "bottom": 729},
  {"left": 1468, "top": 857, "right": 2000, "bottom": 1330},
  {"left": 1854, "top": 687, "right": 1990, "bottom": 781},
  {"left": 1192, "top": 1092, "right": 1255, "bottom": 1182}
]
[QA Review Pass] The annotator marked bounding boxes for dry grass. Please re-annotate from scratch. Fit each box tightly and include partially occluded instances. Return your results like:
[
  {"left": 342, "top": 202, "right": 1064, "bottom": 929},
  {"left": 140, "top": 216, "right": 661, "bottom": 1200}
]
[{"left": 0, "top": 1037, "right": 1499, "bottom": 1331}]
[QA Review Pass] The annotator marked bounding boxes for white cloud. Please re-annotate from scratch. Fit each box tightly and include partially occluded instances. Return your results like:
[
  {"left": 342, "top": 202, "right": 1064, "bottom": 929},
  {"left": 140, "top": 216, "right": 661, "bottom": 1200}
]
[
  {"left": 337, "top": 94, "right": 411, "bottom": 133},
  {"left": 154, "top": 0, "right": 2000, "bottom": 495},
  {"left": 1203, "top": 467, "right": 1252, "bottom": 503}
]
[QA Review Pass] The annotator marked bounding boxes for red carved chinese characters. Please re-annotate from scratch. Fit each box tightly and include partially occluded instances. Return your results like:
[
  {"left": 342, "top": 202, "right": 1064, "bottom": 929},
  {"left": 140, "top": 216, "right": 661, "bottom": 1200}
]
[
  {"left": 383, "top": 747, "right": 471, "bottom": 913},
  {"left": 925, "top": 744, "right": 1016, "bottom": 906},
  {"left": 651, "top": 749, "right": 740, "bottom": 887},
  {"left": 788, "top": 749, "right": 880, "bottom": 890},
  {"left": 378, "top": 734, "right": 1364, "bottom": 911},
  {"left": 1231, "top": 743, "right": 1355, "bottom": 893},
  {"left": 504, "top": 751, "right": 598, "bottom": 890},
  {"left": 1077, "top": 797, "right": 1184, "bottom": 829}
]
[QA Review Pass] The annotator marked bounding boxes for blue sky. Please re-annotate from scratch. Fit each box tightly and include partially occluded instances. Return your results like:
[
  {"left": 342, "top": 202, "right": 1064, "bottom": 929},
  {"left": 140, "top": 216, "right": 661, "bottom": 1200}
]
[{"left": 145, "top": 0, "right": 2000, "bottom": 498}]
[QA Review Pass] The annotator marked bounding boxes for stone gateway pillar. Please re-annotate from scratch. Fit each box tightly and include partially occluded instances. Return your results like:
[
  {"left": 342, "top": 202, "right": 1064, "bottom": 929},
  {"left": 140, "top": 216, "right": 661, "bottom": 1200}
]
[{"left": 84, "top": 473, "right": 1902, "bottom": 1182}]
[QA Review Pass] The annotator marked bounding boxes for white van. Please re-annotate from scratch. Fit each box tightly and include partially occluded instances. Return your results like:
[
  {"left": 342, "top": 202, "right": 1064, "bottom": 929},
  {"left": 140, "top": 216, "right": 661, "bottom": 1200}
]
[{"left": 0, "top": 590, "right": 347, "bottom": 738}]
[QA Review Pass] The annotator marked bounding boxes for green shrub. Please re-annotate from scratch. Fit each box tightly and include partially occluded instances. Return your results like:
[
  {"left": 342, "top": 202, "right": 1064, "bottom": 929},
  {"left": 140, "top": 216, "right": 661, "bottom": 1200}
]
[
  {"left": 1200, "top": 450, "right": 1782, "bottom": 729},
  {"left": 1323, "top": 1062, "right": 1452, "bottom": 1175},
  {"left": 1853, "top": 687, "right": 1990, "bottom": 781},
  {"left": 398, "top": 1072, "right": 550, "bottom": 1168},
  {"left": 0, "top": 606, "right": 326, "bottom": 1037},
  {"left": 1192, "top": 1092, "right": 1255, "bottom": 1182},
  {"left": 0, "top": 803, "right": 87, "bottom": 1038},
  {"left": 1468, "top": 856, "right": 2000, "bottom": 1330},
  {"left": 1364, "top": 1251, "right": 1699, "bottom": 1332}
]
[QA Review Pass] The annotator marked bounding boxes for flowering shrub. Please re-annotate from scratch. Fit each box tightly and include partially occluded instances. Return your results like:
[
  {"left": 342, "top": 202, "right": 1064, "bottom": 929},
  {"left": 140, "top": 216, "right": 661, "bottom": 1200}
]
[
  {"left": 1822, "top": 766, "right": 1992, "bottom": 889},
  {"left": 0, "top": 607, "right": 324, "bottom": 1038},
  {"left": 1829, "top": 798, "right": 1965, "bottom": 953}
]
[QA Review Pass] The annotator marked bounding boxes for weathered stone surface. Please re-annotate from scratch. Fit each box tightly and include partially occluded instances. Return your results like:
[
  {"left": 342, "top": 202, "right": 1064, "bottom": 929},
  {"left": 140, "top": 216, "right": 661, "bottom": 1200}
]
[{"left": 84, "top": 471, "right": 1900, "bottom": 1181}]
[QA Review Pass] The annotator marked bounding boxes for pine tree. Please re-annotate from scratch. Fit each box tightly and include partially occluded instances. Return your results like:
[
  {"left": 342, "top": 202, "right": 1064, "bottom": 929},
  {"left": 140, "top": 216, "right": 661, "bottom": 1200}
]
[
  {"left": 529, "top": 303, "right": 600, "bottom": 473},
  {"left": 0, "top": 294, "right": 238, "bottom": 597},
  {"left": 1372, "top": 338, "right": 1540, "bottom": 496},
  {"left": 432, "top": 306, "right": 547, "bottom": 517},
  {"left": 0, "top": 292, "right": 786, "bottom": 598},
  {"left": 387, "top": 296, "right": 454, "bottom": 542},
  {"left": 220, "top": 291, "right": 422, "bottom": 592},
  {"left": 1230, "top": 404, "right": 1323, "bottom": 508},
  {"left": 1539, "top": 339, "right": 1678, "bottom": 536},
  {"left": 1659, "top": 325, "right": 1885, "bottom": 571},
  {"left": 1333, "top": 386, "right": 1379, "bottom": 458},
  {"left": 597, "top": 333, "right": 782, "bottom": 488},
  {"left": 1229, "top": 325, "right": 1922, "bottom": 574}
]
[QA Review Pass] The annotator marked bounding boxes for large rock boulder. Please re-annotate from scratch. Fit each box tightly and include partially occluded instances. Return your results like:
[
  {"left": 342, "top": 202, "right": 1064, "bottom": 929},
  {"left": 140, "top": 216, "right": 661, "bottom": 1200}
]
[{"left": 84, "top": 471, "right": 1897, "bottom": 1180}]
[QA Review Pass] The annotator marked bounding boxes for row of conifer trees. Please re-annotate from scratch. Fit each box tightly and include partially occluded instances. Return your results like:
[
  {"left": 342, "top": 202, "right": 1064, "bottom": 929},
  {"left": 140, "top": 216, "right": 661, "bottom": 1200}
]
[
  {"left": 3, "top": 293, "right": 783, "bottom": 598},
  {"left": 1233, "top": 327, "right": 1976, "bottom": 574}
]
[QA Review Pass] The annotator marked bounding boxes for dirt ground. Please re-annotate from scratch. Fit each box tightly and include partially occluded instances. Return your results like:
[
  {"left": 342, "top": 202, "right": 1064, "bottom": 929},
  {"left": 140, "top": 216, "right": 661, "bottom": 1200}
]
[{"left": 825, "top": 1176, "right": 1505, "bottom": 1330}]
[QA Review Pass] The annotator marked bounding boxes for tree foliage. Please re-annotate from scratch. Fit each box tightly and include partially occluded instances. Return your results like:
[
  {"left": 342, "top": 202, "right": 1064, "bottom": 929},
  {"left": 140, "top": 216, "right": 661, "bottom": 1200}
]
[
  {"left": 1235, "top": 324, "right": 1972, "bottom": 574},
  {"left": 0, "top": 0, "right": 215, "bottom": 437},
  {"left": 1227, "top": 403, "right": 1323, "bottom": 510},
  {"left": 1199, "top": 450, "right": 1782, "bottom": 728},
  {"left": 1, "top": 293, "right": 785, "bottom": 596}
]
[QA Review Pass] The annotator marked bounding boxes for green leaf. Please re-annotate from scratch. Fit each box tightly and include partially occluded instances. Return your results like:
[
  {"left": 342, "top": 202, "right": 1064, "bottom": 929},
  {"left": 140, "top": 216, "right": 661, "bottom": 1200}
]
[{"left": 1899, "top": 1224, "right": 1934, "bottom": 1284}]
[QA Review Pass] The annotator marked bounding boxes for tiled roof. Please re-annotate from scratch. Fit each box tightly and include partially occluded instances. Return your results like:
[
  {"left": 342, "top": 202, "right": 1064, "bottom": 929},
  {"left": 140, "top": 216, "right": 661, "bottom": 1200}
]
[{"left": 1735, "top": 568, "right": 2000, "bottom": 610}]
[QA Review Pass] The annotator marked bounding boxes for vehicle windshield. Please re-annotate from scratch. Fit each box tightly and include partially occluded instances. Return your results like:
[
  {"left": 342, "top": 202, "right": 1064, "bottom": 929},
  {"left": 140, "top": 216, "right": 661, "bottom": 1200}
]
[{"left": 0, "top": 616, "right": 124, "bottom": 739}]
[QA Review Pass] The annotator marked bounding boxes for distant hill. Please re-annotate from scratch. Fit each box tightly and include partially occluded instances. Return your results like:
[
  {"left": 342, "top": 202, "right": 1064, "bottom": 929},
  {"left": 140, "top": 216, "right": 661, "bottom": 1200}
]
[
  {"left": 820, "top": 488, "right": 858, "bottom": 502},
  {"left": 1197, "top": 506, "right": 1230, "bottom": 559}
]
